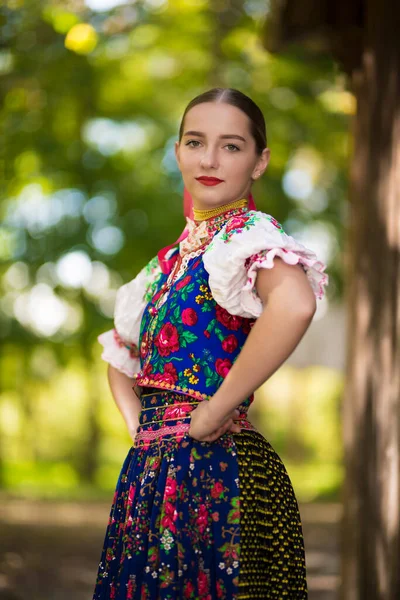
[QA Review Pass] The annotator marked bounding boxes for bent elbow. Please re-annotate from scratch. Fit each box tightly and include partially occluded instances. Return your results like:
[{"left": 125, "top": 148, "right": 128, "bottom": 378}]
[{"left": 297, "top": 296, "right": 317, "bottom": 320}]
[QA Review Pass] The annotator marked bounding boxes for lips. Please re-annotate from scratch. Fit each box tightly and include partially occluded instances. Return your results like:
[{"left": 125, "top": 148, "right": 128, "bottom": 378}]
[
  {"left": 196, "top": 177, "right": 224, "bottom": 186},
  {"left": 196, "top": 177, "right": 223, "bottom": 182}
]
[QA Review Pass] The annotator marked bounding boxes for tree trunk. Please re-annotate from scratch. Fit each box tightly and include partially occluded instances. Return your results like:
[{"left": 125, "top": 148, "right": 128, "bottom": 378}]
[{"left": 341, "top": 0, "right": 400, "bottom": 597}]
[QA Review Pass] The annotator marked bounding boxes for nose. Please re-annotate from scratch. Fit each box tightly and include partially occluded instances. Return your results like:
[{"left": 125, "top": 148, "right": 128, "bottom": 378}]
[{"left": 200, "top": 146, "right": 219, "bottom": 169}]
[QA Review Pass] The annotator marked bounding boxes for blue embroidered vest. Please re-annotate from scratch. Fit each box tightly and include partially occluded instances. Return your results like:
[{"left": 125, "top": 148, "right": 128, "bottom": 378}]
[{"left": 132, "top": 208, "right": 256, "bottom": 402}]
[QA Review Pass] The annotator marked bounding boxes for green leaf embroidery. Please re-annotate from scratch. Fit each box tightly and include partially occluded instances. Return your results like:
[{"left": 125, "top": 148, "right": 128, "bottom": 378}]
[
  {"left": 201, "top": 303, "right": 213, "bottom": 313},
  {"left": 181, "top": 330, "right": 198, "bottom": 344},
  {"left": 204, "top": 365, "right": 214, "bottom": 378},
  {"left": 157, "top": 303, "right": 168, "bottom": 323},
  {"left": 180, "top": 282, "right": 195, "bottom": 301}
]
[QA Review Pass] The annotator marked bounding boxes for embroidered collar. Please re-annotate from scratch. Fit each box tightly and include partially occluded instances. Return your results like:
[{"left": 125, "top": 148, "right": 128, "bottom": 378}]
[{"left": 179, "top": 205, "right": 249, "bottom": 256}]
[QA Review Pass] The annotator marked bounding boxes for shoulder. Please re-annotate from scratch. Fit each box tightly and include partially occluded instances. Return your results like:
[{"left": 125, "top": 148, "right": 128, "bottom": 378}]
[{"left": 203, "top": 209, "right": 328, "bottom": 317}]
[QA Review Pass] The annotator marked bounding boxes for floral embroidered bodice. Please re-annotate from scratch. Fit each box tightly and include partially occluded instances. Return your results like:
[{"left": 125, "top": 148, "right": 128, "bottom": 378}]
[
  {"left": 133, "top": 205, "right": 256, "bottom": 403},
  {"left": 98, "top": 204, "right": 329, "bottom": 405}
]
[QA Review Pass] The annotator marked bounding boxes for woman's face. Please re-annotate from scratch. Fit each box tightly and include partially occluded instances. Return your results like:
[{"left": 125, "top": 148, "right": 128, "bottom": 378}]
[{"left": 175, "top": 102, "right": 270, "bottom": 210}]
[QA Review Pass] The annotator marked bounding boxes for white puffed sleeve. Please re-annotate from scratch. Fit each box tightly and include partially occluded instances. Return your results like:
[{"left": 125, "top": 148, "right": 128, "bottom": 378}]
[
  {"left": 97, "top": 255, "right": 163, "bottom": 377},
  {"left": 202, "top": 210, "right": 329, "bottom": 319}
]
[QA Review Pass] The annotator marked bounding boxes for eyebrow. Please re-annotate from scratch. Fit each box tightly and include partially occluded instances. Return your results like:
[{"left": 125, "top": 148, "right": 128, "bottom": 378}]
[{"left": 183, "top": 130, "right": 247, "bottom": 143}]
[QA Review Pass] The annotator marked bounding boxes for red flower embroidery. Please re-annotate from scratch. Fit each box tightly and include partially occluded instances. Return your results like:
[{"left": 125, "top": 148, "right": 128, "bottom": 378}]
[
  {"left": 203, "top": 330, "right": 211, "bottom": 339},
  {"left": 269, "top": 216, "right": 283, "bottom": 229},
  {"left": 161, "top": 499, "right": 178, "bottom": 533},
  {"left": 221, "top": 334, "right": 238, "bottom": 353},
  {"left": 211, "top": 481, "right": 225, "bottom": 498},
  {"left": 143, "top": 362, "right": 153, "bottom": 376},
  {"left": 225, "top": 216, "right": 249, "bottom": 233},
  {"left": 127, "top": 578, "right": 136, "bottom": 599},
  {"left": 154, "top": 322, "right": 180, "bottom": 356},
  {"left": 127, "top": 483, "right": 135, "bottom": 504},
  {"left": 182, "top": 307, "right": 198, "bottom": 326},
  {"left": 154, "top": 362, "right": 178, "bottom": 385},
  {"left": 229, "top": 507, "right": 240, "bottom": 522},
  {"left": 164, "top": 362, "right": 178, "bottom": 383},
  {"left": 196, "top": 504, "right": 209, "bottom": 534},
  {"left": 165, "top": 500, "right": 175, "bottom": 516},
  {"left": 164, "top": 477, "right": 177, "bottom": 499},
  {"left": 215, "top": 358, "right": 232, "bottom": 378},
  {"left": 198, "top": 570, "right": 210, "bottom": 596},
  {"left": 184, "top": 581, "right": 195, "bottom": 598},
  {"left": 106, "top": 548, "right": 114, "bottom": 562},
  {"left": 241, "top": 319, "right": 252, "bottom": 335},
  {"left": 215, "top": 305, "right": 242, "bottom": 331},
  {"left": 161, "top": 513, "right": 176, "bottom": 534},
  {"left": 175, "top": 274, "right": 192, "bottom": 290},
  {"left": 163, "top": 402, "right": 191, "bottom": 420}
]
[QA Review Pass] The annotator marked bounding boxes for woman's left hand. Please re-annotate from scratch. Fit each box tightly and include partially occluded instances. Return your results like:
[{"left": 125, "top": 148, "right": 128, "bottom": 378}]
[{"left": 188, "top": 401, "right": 241, "bottom": 442}]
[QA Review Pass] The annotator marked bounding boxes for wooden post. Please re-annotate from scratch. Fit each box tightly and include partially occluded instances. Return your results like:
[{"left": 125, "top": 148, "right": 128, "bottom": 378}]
[{"left": 341, "top": 0, "right": 400, "bottom": 597}]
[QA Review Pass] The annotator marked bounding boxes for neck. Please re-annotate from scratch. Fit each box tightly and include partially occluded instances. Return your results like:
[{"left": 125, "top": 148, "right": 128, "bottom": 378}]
[{"left": 192, "top": 197, "right": 248, "bottom": 222}]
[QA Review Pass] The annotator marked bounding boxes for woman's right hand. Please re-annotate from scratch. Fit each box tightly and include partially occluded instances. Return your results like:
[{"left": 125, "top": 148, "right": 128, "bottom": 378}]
[{"left": 188, "top": 401, "right": 241, "bottom": 442}]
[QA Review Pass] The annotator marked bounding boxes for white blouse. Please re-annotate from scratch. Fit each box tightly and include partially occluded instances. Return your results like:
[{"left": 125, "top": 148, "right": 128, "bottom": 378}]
[{"left": 97, "top": 255, "right": 162, "bottom": 377}]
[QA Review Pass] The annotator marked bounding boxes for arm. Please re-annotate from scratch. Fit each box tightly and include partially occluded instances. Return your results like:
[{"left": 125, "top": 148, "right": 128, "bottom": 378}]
[
  {"left": 107, "top": 364, "right": 142, "bottom": 443},
  {"left": 188, "top": 258, "right": 316, "bottom": 441}
]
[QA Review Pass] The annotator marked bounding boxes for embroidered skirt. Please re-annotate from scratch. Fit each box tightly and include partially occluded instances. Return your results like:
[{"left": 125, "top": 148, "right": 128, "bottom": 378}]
[{"left": 92, "top": 389, "right": 308, "bottom": 599}]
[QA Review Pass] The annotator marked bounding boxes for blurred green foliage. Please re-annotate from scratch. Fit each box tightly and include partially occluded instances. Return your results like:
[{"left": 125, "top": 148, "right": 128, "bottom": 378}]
[{"left": 0, "top": 0, "right": 349, "bottom": 501}]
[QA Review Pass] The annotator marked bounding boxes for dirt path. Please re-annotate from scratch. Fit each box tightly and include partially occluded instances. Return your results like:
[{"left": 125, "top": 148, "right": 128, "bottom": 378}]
[{"left": 0, "top": 497, "right": 341, "bottom": 599}]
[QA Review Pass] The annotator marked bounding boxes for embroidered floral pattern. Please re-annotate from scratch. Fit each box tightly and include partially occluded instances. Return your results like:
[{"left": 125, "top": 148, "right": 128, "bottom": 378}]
[
  {"left": 143, "top": 256, "right": 165, "bottom": 303},
  {"left": 130, "top": 206, "right": 258, "bottom": 401},
  {"left": 134, "top": 261, "right": 255, "bottom": 400},
  {"left": 221, "top": 211, "right": 284, "bottom": 242},
  {"left": 205, "top": 211, "right": 260, "bottom": 250},
  {"left": 93, "top": 390, "right": 245, "bottom": 600}
]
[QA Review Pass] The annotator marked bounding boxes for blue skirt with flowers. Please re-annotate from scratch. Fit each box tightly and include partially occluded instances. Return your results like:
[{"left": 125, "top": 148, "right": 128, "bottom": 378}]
[{"left": 92, "top": 389, "right": 308, "bottom": 599}]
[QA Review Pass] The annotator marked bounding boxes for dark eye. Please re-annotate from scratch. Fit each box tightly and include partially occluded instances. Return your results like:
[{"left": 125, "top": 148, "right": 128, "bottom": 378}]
[{"left": 186, "top": 140, "right": 201, "bottom": 147}]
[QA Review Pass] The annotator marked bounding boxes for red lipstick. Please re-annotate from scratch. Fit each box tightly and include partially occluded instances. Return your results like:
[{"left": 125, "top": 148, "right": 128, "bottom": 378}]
[{"left": 196, "top": 176, "right": 224, "bottom": 186}]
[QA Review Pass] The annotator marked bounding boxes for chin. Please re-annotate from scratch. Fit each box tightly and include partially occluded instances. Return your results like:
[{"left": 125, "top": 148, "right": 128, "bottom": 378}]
[{"left": 190, "top": 188, "right": 233, "bottom": 207}]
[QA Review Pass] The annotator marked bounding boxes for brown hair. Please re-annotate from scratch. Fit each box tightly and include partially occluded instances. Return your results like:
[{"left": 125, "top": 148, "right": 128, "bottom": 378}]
[{"left": 178, "top": 87, "right": 267, "bottom": 155}]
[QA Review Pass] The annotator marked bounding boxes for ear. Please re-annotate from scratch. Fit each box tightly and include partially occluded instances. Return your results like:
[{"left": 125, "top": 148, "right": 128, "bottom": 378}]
[{"left": 251, "top": 147, "right": 271, "bottom": 179}]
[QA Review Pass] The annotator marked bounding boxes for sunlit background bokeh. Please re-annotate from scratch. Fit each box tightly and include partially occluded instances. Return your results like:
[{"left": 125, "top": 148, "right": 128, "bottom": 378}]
[{"left": 1, "top": 0, "right": 350, "bottom": 503}]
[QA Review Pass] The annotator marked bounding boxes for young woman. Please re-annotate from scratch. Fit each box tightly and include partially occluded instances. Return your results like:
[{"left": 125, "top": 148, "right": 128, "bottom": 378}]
[{"left": 93, "top": 87, "right": 329, "bottom": 599}]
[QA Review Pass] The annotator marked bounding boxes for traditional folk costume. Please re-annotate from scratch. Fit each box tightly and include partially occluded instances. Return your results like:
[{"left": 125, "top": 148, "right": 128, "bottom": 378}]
[{"left": 93, "top": 191, "right": 328, "bottom": 599}]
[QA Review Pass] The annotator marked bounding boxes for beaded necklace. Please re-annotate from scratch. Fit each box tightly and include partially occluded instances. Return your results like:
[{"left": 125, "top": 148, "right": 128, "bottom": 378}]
[{"left": 192, "top": 197, "right": 248, "bottom": 222}]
